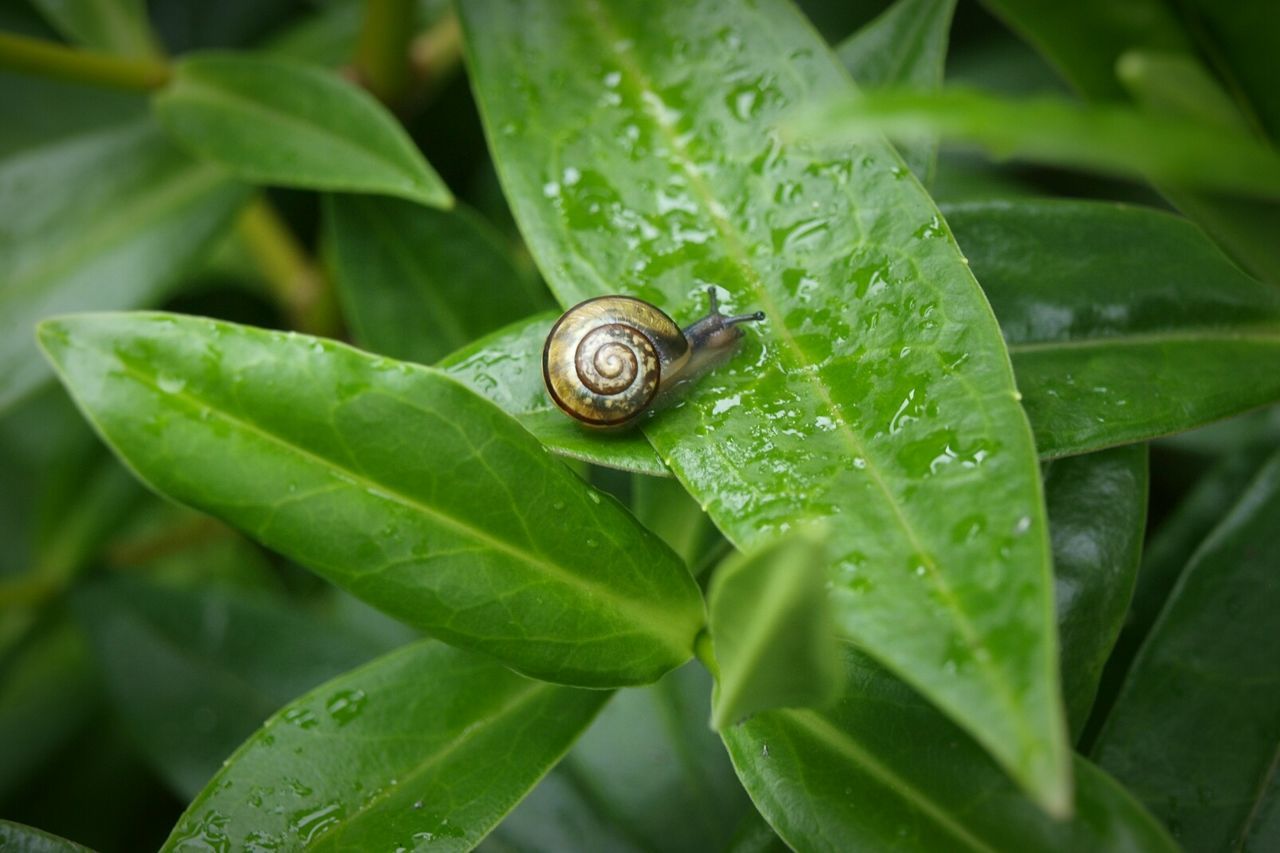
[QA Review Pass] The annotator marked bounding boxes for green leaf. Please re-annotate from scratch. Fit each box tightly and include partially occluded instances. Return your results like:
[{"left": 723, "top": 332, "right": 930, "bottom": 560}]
[
  {"left": 73, "top": 576, "right": 395, "bottom": 798},
  {"left": 1177, "top": 0, "right": 1280, "bottom": 141},
  {"left": 946, "top": 198, "right": 1280, "bottom": 458},
  {"left": 978, "top": 0, "right": 1280, "bottom": 284},
  {"left": 27, "top": 0, "right": 160, "bottom": 57},
  {"left": 1042, "top": 446, "right": 1147, "bottom": 739},
  {"left": 484, "top": 664, "right": 752, "bottom": 853},
  {"left": 1092, "top": 448, "right": 1280, "bottom": 850},
  {"left": 462, "top": 0, "right": 1069, "bottom": 811},
  {"left": 38, "top": 312, "right": 703, "bottom": 686},
  {"left": 632, "top": 475, "right": 723, "bottom": 571},
  {"left": 794, "top": 87, "right": 1280, "bottom": 199},
  {"left": 0, "top": 820, "right": 91, "bottom": 853},
  {"left": 438, "top": 313, "right": 670, "bottom": 477},
  {"left": 707, "top": 528, "right": 843, "bottom": 729},
  {"left": 162, "top": 640, "right": 609, "bottom": 852},
  {"left": 325, "top": 194, "right": 547, "bottom": 365},
  {"left": 722, "top": 647, "right": 1178, "bottom": 853},
  {"left": 154, "top": 53, "right": 451, "bottom": 207},
  {"left": 835, "top": 0, "right": 957, "bottom": 182},
  {"left": 0, "top": 120, "right": 247, "bottom": 412}
]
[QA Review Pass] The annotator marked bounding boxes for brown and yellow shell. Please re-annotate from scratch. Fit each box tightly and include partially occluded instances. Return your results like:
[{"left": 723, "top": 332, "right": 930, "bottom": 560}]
[{"left": 542, "top": 296, "right": 690, "bottom": 427}]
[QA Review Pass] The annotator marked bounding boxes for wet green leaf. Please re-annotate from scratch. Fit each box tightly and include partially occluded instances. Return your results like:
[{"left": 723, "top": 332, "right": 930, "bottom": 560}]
[
  {"left": 154, "top": 53, "right": 451, "bottom": 207},
  {"left": 1042, "top": 446, "right": 1147, "bottom": 739},
  {"left": 722, "top": 647, "right": 1178, "bottom": 853},
  {"left": 795, "top": 88, "right": 1280, "bottom": 199},
  {"left": 325, "top": 194, "right": 546, "bottom": 365},
  {"left": 27, "top": 0, "right": 160, "bottom": 57},
  {"left": 978, "top": 0, "right": 1280, "bottom": 284},
  {"left": 946, "top": 199, "right": 1280, "bottom": 457},
  {"left": 483, "top": 664, "right": 751, "bottom": 853},
  {"left": 0, "top": 819, "right": 91, "bottom": 853},
  {"left": 39, "top": 312, "right": 703, "bottom": 686},
  {"left": 438, "top": 313, "right": 670, "bottom": 477},
  {"left": 835, "top": 0, "right": 956, "bottom": 182},
  {"left": 463, "top": 0, "right": 1068, "bottom": 810},
  {"left": 0, "top": 120, "right": 247, "bottom": 412},
  {"left": 74, "top": 576, "right": 395, "bottom": 798},
  {"left": 1093, "top": 448, "right": 1280, "bottom": 851},
  {"left": 708, "top": 528, "right": 843, "bottom": 729},
  {"left": 163, "top": 640, "right": 608, "bottom": 852}
]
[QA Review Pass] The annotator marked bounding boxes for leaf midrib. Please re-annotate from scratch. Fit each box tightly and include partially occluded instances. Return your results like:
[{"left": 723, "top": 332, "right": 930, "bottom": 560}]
[
  {"left": 580, "top": 0, "right": 1033, "bottom": 750},
  {"left": 313, "top": 679, "right": 552, "bottom": 850},
  {"left": 99, "top": 340, "right": 686, "bottom": 652},
  {"left": 780, "top": 709, "right": 998, "bottom": 853}
]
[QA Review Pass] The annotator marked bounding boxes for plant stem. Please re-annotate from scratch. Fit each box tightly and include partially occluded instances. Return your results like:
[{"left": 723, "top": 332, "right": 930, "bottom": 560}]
[
  {"left": 694, "top": 629, "right": 721, "bottom": 680},
  {"left": 354, "top": 0, "right": 414, "bottom": 104},
  {"left": 0, "top": 30, "right": 169, "bottom": 91},
  {"left": 236, "top": 195, "right": 341, "bottom": 338},
  {"left": 409, "top": 10, "right": 463, "bottom": 98}
]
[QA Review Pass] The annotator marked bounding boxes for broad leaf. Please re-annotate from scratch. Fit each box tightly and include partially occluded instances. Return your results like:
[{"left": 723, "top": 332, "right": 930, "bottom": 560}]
[
  {"left": 632, "top": 475, "right": 723, "bottom": 571},
  {"left": 1042, "top": 446, "right": 1147, "bottom": 738},
  {"left": 835, "top": 0, "right": 956, "bottom": 182},
  {"left": 154, "top": 53, "right": 451, "bottom": 207},
  {"left": 325, "top": 194, "right": 546, "bottom": 365},
  {"left": 0, "top": 820, "right": 90, "bottom": 853},
  {"left": 707, "top": 528, "right": 843, "bottom": 729},
  {"left": 27, "top": 0, "right": 159, "bottom": 57},
  {"left": 0, "top": 120, "right": 247, "bottom": 412},
  {"left": 484, "top": 664, "right": 752, "bottom": 853},
  {"left": 1093, "top": 448, "right": 1280, "bottom": 851},
  {"left": 462, "top": 0, "right": 1069, "bottom": 810},
  {"left": 1177, "top": 0, "right": 1280, "bottom": 141},
  {"left": 723, "top": 648, "right": 1176, "bottom": 853},
  {"left": 74, "top": 576, "right": 396, "bottom": 798},
  {"left": 39, "top": 312, "right": 702, "bottom": 686},
  {"left": 978, "top": 0, "right": 1280, "bottom": 284},
  {"left": 795, "top": 88, "right": 1280, "bottom": 198},
  {"left": 438, "top": 313, "right": 670, "bottom": 477},
  {"left": 163, "top": 640, "right": 608, "bottom": 852},
  {"left": 946, "top": 199, "right": 1280, "bottom": 458}
]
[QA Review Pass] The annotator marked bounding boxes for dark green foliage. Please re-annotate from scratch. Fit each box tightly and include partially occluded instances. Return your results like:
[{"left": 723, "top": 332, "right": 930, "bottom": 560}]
[{"left": 1, "top": 0, "right": 1277, "bottom": 850}]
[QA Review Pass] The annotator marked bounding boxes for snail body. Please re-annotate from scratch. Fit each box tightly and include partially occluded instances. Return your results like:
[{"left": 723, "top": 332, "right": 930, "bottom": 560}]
[{"left": 543, "top": 288, "right": 765, "bottom": 428}]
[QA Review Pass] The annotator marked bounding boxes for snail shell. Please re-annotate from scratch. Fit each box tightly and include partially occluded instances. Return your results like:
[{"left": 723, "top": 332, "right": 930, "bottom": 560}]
[
  {"left": 543, "top": 290, "right": 765, "bottom": 428},
  {"left": 543, "top": 296, "right": 689, "bottom": 427}
]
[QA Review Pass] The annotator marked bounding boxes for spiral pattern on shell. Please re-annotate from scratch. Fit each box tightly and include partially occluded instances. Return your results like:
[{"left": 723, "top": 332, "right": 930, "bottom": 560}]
[{"left": 543, "top": 296, "right": 688, "bottom": 427}]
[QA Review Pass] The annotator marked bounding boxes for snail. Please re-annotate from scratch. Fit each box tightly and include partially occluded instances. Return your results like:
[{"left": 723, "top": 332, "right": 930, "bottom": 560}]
[{"left": 542, "top": 288, "right": 765, "bottom": 428}]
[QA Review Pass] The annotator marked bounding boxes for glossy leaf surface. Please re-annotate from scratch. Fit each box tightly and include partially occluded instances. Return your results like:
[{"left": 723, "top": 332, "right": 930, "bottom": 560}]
[
  {"left": 74, "top": 576, "right": 394, "bottom": 798},
  {"left": 163, "top": 640, "right": 608, "bottom": 852},
  {"left": 946, "top": 199, "right": 1280, "bottom": 457},
  {"left": 39, "top": 312, "right": 703, "bottom": 686},
  {"left": 155, "top": 53, "right": 451, "bottom": 207},
  {"left": 722, "top": 647, "right": 1176, "bottom": 853},
  {"left": 1093, "top": 448, "right": 1280, "bottom": 851},
  {"left": 835, "top": 0, "right": 956, "bottom": 182},
  {"left": 325, "top": 194, "right": 546, "bottom": 365},
  {"left": 0, "top": 120, "right": 246, "bottom": 412},
  {"left": 797, "top": 88, "right": 1280, "bottom": 198},
  {"left": 978, "top": 0, "right": 1280, "bottom": 284},
  {"left": 484, "top": 664, "right": 751, "bottom": 853},
  {"left": 707, "top": 528, "right": 843, "bottom": 729},
  {"left": 438, "top": 313, "right": 669, "bottom": 476},
  {"left": 463, "top": 0, "right": 1068, "bottom": 811},
  {"left": 1042, "top": 446, "right": 1147, "bottom": 738},
  {"left": 0, "top": 820, "right": 90, "bottom": 853}
]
